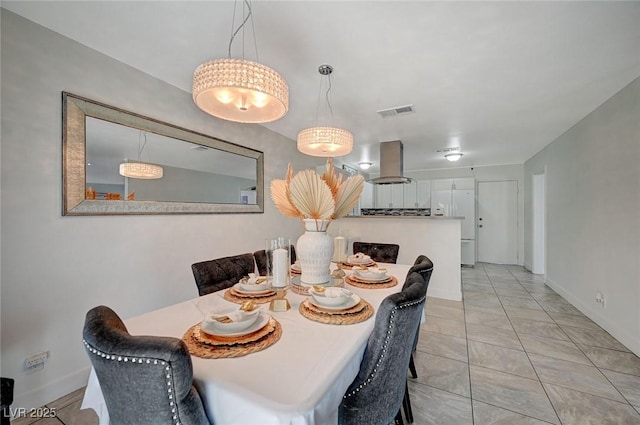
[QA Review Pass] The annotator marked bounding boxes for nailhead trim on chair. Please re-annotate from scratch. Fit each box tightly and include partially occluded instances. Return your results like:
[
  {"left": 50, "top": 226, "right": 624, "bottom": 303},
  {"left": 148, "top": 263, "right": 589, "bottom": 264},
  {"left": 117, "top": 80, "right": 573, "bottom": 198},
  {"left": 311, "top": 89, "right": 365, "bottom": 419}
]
[
  {"left": 82, "top": 339, "right": 182, "bottom": 425},
  {"left": 343, "top": 295, "right": 426, "bottom": 399}
]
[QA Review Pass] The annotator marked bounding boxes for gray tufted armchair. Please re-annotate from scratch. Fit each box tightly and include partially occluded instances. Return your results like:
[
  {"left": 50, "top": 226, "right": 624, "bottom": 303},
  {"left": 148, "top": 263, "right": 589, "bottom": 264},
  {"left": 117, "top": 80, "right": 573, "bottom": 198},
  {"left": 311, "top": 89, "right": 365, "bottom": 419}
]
[
  {"left": 82, "top": 305, "right": 211, "bottom": 425},
  {"left": 402, "top": 255, "right": 434, "bottom": 423},
  {"left": 191, "top": 253, "right": 255, "bottom": 296},
  {"left": 339, "top": 272, "right": 427, "bottom": 425},
  {"left": 352, "top": 242, "right": 400, "bottom": 264}
]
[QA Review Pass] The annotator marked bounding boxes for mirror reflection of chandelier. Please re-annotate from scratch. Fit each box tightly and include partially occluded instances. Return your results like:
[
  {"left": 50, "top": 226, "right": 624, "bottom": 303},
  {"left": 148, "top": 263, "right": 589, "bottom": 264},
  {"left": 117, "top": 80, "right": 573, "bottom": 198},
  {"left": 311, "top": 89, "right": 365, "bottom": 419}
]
[
  {"left": 297, "top": 64, "right": 353, "bottom": 157},
  {"left": 119, "top": 131, "right": 163, "bottom": 180},
  {"left": 192, "top": 0, "right": 288, "bottom": 123}
]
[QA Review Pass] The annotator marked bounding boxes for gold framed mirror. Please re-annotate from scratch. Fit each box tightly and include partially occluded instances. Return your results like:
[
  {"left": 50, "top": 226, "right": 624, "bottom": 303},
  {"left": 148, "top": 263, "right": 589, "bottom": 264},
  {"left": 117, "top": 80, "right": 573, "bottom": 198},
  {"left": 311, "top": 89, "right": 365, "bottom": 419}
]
[{"left": 62, "top": 92, "right": 264, "bottom": 215}]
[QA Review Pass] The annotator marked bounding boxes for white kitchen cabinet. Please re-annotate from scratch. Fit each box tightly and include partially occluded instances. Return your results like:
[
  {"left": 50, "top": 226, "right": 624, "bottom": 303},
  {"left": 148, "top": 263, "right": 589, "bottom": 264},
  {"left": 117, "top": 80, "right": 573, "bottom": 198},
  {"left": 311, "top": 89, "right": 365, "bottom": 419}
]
[
  {"left": 375, "top": 185, "right": 391, "bottom": 208},
  {"left": 404, "top": 180, "right": 418, "bottom": 207},
  {"left": 360, "top": 182, "right": 374, "bottom": 208},
  {"left": 391, "top": 184, "right": 404, "bottom": 207},
  {"left": 416, "top": 180, "right": 431, "bottom": 208}
]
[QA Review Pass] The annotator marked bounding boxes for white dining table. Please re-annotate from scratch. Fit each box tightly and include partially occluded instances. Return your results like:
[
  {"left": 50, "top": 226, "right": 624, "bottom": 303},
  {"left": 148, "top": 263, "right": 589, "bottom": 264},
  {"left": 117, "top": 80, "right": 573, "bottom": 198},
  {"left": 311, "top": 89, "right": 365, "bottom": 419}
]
[{"left": 82, "top": 263, "right": 411, "bottom": 425}]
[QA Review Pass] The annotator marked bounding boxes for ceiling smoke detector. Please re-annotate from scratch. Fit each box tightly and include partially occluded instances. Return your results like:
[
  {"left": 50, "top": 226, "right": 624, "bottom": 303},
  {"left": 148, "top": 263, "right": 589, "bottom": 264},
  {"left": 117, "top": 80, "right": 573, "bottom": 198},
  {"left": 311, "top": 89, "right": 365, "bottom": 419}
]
[{"left": 376, "top": 104, "right": 415, "bottom": 118}]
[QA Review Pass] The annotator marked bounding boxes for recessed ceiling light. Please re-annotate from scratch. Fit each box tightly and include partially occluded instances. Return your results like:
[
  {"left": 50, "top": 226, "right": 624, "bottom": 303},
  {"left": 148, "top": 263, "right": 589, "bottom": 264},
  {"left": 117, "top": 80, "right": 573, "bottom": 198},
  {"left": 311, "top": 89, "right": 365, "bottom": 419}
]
[
  {"left": 358, "top": 162, "right": 373, "bottom": 170},
  {"left": 445, "top": 153, "right": 464, "bottom": 162}
]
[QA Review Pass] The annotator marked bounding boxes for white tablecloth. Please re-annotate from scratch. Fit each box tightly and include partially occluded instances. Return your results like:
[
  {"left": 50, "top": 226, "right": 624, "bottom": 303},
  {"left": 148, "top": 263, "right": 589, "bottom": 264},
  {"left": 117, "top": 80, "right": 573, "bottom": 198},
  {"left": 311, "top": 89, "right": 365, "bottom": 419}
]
[{"left": 82, "top": 263, "right": 411, "bottom": 425}]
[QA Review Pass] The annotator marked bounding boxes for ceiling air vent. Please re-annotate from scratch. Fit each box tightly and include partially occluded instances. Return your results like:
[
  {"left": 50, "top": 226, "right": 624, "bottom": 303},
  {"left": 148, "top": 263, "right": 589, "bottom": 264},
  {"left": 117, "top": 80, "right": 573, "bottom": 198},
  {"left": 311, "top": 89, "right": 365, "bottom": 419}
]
[{"left": 376, "top": 104, "right": 415, "bottom": 118}]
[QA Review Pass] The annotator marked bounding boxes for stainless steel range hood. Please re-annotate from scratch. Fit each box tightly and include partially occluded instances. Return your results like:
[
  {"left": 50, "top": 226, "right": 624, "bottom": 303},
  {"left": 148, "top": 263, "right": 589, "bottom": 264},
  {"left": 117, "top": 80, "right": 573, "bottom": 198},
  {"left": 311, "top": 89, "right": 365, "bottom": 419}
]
[{"left": 368, "top": 140, "right": 413, "bottom": 184}]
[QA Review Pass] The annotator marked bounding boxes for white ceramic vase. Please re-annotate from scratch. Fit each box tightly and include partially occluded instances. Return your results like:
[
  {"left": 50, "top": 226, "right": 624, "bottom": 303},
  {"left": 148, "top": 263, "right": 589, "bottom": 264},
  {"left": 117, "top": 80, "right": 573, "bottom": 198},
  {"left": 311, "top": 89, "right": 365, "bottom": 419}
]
[{"left": 297, "top": 219, "right": 333, "bottom": 285}]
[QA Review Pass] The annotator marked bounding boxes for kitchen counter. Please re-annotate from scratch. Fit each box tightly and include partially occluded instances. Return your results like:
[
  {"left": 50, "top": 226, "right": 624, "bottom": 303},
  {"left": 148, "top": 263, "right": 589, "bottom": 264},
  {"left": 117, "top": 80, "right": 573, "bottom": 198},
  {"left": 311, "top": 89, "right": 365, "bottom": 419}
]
[
  {"left": 331, "top": 216, "right": 462, "bottom": 301},
  {"left": 347, "top": 215, "right": 464, "bottom": 220}
]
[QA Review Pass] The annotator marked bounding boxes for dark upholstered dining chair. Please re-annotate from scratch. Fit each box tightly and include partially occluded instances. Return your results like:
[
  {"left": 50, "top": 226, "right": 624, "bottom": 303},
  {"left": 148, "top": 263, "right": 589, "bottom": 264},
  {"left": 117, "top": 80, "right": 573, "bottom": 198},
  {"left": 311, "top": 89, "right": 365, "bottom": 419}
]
[
  {"left": 253, "top": 245, "right": 297, "bottom": 276},
  {"left": 401, "top": 255, "right": 434, "bottom": 423},
  {"left": 82, "top": 305, "right": 211, "bottom": 425},
  {"left": 191, "top": 253, "right": 255, "bottom": 296},
  {"left": 339, "top": 272, "right": 427, "bottom": 425},
  {"left": 352, "top": 242, "right": 400, "bottom": 264}
]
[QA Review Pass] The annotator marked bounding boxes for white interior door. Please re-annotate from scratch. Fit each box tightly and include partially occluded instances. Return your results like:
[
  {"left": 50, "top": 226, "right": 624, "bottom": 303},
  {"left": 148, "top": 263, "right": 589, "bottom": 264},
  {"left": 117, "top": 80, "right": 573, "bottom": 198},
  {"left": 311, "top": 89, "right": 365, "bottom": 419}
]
[{"left": 477, "top": 181, "right": 518, "bottom": 264}]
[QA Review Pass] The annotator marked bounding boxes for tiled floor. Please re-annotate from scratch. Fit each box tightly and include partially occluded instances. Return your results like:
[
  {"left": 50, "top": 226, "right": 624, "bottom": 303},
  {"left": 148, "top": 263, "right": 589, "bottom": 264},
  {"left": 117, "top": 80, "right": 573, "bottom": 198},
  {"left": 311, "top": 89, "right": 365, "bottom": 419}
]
[
  {"left": 410, "top": 263, "right": 640, "bottom": 425},
  {"left": 12, "top": 263, "right": 640, "bottom": 424}
]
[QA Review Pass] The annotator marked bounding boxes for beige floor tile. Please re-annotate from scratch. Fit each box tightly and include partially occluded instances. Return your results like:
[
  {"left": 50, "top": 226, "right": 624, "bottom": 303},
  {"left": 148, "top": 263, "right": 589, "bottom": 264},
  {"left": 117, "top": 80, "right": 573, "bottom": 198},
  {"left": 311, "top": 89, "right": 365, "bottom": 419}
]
[
  {"left": 510, "top": 317, "right": 570, "bottom": 341},
  {"left": 466, "top": 322, "right": 523, "bottom": 351},
  {"left": 416, "top": 331, "right": 468, "bottom": 362},
  {"left": 53, "top": 399, "right": 99, "bottom": 425},
  {"left": 470, "top": 366, "right": 560, "bottom": 424},
  {"left": 562, "top": 326, "right": 630, "bottom": 352},
  {"left": 522, "top": 285, "right": 558, "bottom": 294},
  {"left": 539, "top": 301, "right": 584, "bottom": 316},
  {"left": 545, "top": 383, "right": 640, "bottom": 425},
  {"left": 490, "top": 281, "right": 526, "bottom": 290},
  {"left": 472, "top": 401, "right": 555, "bottom": 425},
  {"left": 530, "top": 293, "right": 570, "bottom": 305},
  {"left": 426, "top": 303, "right": 465, "bottom": 322},
  {"left": 463, "top": 292, "right": 501, "bottom": 304},
  {"left": 464, "top": 309, "right": 513, "bottom": 331},
  {"left": 463, "top": 302, "right": 507, "bottom": 316},
  {"left": 547, "top": 312, "right": 602, "bottom": 331},
  {"left": 504, "top": 306, "right": 554, "bottom": 323},
  {"left": 580, "top": 345, "right": 640, "bottom": 376},
  {"left": 519, "top": 334, "right": 591, "bottom": 365},
  {"left": 468, "top": 340, "right": 537, "bottom": 379},
  {"left": 412, "top": 351, "right": 470, "bottom": 397},
  {"left": 427, "top": 296, "right": 464, "bottom": 310},
  {"left": 601, "top": 369, "right": 640, "bottom": 406},
  {"left": 424, "top": 315, "right": 467, "bottom": 338},
  {"left": 408, "top": 382, "right": 473, "bottom": 425},
  {"left": 463, "top": 282, "right": 497, "bottom": 294},
  {"left": 494, "top": 287, "right": 534, "bottom": 298},
  {"left": 499, "top": 295, "right": 543, "bottom": 310},
  {"left": 529, "top": 353, "right": 626, "bottom": 402}
]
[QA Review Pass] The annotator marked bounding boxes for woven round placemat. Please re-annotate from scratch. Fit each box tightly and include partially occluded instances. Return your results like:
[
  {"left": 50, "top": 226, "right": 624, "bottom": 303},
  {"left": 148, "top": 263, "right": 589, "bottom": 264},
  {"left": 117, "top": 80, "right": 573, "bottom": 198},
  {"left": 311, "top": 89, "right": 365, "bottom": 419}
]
[
  {"left": 345, "top": 275, "right": 398, "bottom": 289},
  {"left": 182, "top": 317, "right": 282, "bottom": 359},
  {"left": 224, "top": 288, "right": 278, "bottom": 304},
  {"left": 299, "top": 299, "right": 374, "bottom": 325},
  {"left": 339, "top": 261, "right": 377, "bottom": 270}
]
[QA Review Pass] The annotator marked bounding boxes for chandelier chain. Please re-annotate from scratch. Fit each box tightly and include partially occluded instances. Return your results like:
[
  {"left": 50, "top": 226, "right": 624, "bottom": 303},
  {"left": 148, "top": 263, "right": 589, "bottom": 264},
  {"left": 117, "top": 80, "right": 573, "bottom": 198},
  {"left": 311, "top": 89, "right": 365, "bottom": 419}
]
[{"left": 227, "top": 0, "right": 253, "bottom": 59}]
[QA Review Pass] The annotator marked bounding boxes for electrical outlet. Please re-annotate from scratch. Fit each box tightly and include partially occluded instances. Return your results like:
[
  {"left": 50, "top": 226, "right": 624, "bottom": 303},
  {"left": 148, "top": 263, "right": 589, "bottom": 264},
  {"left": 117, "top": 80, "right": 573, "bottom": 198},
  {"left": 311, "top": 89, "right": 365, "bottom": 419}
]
[
  {"left": 595, "top": 292, "right": 606, "bottom": 308},
  {"left": 24, "top": 351, "right": 49, "bottom": 372}
]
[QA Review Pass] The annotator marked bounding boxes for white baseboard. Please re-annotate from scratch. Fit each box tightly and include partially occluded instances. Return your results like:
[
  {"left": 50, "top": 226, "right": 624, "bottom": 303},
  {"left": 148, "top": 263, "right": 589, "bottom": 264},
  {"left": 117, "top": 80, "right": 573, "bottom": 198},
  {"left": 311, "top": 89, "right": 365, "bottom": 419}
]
[
  {"left": 523, "top": 262, "right": 532, "bottom": 273},
  {"left": 12, "top": 367, "right": 91, "bottom": 412},
  {"left": 545, "top": 278, "right": 640, "bottom": 357}
]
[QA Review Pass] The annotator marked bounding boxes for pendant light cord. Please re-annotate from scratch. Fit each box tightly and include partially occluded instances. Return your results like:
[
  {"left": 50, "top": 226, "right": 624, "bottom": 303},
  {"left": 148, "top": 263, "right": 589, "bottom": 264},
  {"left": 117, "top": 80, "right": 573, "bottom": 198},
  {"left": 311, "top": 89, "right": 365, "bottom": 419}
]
[
  {"left": 314, "top": 69, "right": 335, "bottom": 124},
  {"left": 227, "top": 0, "right": 259, "bottom": 62},
  {"left": 137, "top": 131, "right": 148, "bottom": 162}
]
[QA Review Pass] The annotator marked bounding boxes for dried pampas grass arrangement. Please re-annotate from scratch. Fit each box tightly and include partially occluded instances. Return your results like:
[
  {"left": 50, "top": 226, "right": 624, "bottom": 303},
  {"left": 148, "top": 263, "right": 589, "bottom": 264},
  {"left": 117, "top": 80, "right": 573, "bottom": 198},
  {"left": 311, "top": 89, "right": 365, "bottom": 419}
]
[{"left": 270, "top": 159, "right": 365, "bottom": 225}]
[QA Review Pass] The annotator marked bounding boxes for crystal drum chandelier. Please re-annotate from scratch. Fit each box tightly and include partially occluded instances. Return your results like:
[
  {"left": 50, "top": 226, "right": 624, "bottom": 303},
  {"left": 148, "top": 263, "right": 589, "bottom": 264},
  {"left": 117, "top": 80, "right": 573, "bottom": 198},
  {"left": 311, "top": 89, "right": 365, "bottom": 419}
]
[
  {"left": 192, "top": 1, "right": 288, "bottom": 123},
  {"left": 297, "top": 65, "right": 353, "bottom": 157},
  {"left": 119, "top": 131, "right": 163, "bottom": 180}
]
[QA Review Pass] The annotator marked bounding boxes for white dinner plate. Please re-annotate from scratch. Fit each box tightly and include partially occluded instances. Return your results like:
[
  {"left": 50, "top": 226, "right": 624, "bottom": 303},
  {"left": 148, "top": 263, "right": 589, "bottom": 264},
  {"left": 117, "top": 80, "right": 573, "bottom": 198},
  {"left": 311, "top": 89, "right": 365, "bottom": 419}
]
[
  {"left": 290, "top": 264, "right": 302, "bottom": 272},
  {"left": 201, "top": 312, "right": 270, "bottom": 337},
  {"left": 232, "top": 283, "right": 275, "bottom": 296},
  {"left": 350, "top": 274, "right": 390, "bottom": 283},
  {"left": 347, "top": 257, "right": 372, "bottom": 264},
  {"left": 308, "top": 294, "right": 361, "bottom": 311}
]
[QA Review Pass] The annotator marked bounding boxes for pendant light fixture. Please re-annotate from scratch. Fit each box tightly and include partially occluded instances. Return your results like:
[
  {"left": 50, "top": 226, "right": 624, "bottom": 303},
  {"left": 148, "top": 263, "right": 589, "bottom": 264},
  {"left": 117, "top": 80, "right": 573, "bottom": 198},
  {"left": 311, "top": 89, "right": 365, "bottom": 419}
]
[
  {"left": 444, "top": 152, "right": 464, "bottom": 162},
  {"left": 119, "top": 131, "right": 163, "bottom": 180},
  {"left": 192, "top": 0, "right": 288, "bottom": 123},
  {"left": 297, "top": 64, "right": 353, "bottom": 157}
]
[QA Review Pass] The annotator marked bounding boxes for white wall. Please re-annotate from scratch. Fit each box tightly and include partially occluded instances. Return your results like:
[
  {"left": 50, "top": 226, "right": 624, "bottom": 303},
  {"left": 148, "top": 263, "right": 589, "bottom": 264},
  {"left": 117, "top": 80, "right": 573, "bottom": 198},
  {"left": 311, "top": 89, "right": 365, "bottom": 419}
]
[
  {"left": 523, "top": 76, "right": 640, "bottom": 356},
  {"left": 0, "top": 10, "right": 322, "bottom": 409},
  {"left": 405, "top": 164, "right": 525, "bottom": 265}
]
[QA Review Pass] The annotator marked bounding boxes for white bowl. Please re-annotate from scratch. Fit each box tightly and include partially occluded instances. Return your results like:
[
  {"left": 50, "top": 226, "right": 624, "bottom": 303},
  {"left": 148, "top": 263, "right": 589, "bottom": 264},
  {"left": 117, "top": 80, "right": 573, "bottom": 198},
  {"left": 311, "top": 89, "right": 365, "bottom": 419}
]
[
  {"left": 310, "top": 287, "right": 353, "bottom": 307},
  {"left": 202, "top": 308, "right": 260, "bottom": 334},
  {"left": 347, "top": 253, "right": 372, "bottom": 264},
  {"left": 237, "top": 275, "right": 270, "bottom": 292},
  {"left": 353, "top": 267, "right": 388, "bottom": 280}
]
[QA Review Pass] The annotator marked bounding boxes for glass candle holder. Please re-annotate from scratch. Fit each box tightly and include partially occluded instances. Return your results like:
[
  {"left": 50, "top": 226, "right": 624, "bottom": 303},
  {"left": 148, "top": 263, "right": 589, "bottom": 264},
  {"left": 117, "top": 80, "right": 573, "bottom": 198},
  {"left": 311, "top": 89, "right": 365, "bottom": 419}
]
[{"left": 266, "top": 237, "right": 291, "bottom": 289}]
